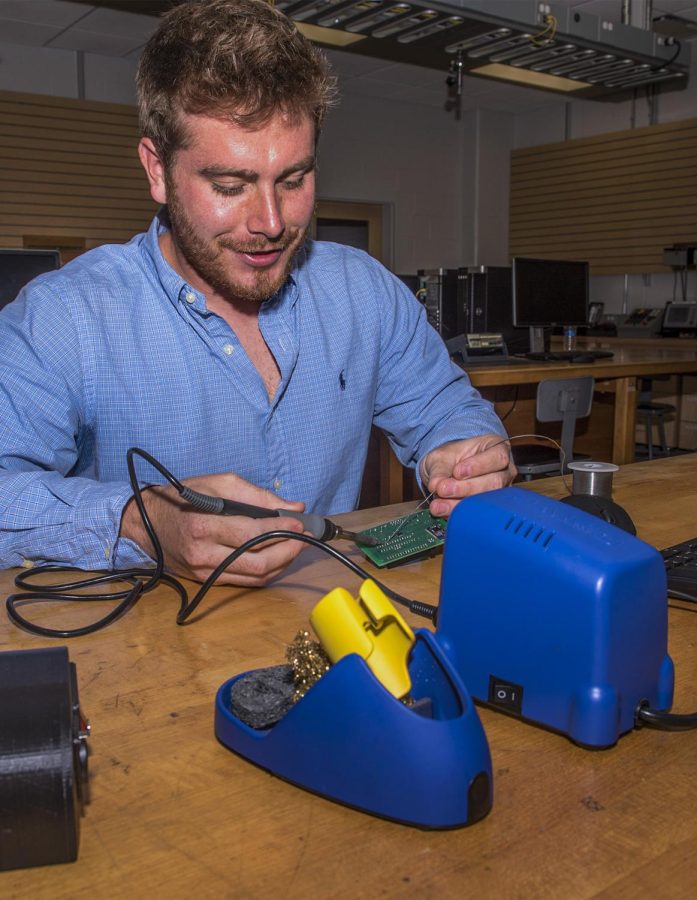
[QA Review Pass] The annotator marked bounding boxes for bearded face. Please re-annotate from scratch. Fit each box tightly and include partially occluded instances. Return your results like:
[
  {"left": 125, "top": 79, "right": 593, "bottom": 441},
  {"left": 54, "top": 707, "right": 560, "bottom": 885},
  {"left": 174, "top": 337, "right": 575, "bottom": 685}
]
[{"left": 158, "top": 111, "right": 316, "bottom": 305}]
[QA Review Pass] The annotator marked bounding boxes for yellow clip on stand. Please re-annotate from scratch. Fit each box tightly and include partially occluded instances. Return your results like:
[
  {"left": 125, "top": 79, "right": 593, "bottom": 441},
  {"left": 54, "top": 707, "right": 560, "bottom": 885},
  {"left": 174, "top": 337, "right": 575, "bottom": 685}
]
[{"left": 309, "top": 580, "right": 415, "bottom": 699}]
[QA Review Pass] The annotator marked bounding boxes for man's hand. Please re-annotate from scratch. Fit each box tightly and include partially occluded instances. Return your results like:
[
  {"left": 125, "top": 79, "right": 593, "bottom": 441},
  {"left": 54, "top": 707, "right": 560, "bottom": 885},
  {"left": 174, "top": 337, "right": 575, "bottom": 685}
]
[
  {"left": 420, "top": 434, "right": 516, "bottom": 517},
  {"left": 120, "top": 472, "right": 308, "bottom": 585}
]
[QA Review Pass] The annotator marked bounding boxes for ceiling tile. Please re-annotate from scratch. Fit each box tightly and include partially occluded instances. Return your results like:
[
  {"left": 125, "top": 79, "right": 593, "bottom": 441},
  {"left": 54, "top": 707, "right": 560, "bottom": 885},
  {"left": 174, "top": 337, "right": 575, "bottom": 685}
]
[
  {"left": 0, "top": 19, "right": 66, "bottom": 45},
  {"left": 47, "top": 28, "right": 145, "bottom": 55},
  {"left": 0, "top": 0, "right": 92, "bottom": 27},
  {"left": 73, "top": 5, "right": 160, "bottom": 38}
]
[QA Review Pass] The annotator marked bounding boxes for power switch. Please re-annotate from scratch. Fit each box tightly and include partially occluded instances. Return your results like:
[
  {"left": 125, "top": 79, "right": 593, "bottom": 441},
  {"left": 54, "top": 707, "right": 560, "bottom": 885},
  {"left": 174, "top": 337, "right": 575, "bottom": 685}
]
[{"left": 488, "top": 675, "right": 523, "bottom": 715}]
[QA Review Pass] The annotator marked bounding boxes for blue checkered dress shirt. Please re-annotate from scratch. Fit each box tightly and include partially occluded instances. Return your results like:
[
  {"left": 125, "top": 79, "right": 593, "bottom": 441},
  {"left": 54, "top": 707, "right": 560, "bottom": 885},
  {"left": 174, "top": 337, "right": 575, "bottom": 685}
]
[{"left": 0, "top": 214, "right": 505, "bottom": 570}]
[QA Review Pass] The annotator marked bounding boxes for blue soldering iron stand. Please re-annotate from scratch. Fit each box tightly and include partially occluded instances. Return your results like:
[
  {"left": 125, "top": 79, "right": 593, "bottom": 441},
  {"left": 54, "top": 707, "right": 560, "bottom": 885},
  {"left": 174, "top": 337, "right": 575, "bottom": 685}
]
[{"left": 216, "top": 627, "right": 492, "bottom": 829}]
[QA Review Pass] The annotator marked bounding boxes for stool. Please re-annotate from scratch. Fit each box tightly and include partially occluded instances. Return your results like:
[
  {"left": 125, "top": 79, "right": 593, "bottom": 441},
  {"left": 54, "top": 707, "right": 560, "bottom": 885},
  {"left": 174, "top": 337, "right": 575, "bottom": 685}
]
[{"left": 636, "top": 378, "right": 676, "bottom": 459}]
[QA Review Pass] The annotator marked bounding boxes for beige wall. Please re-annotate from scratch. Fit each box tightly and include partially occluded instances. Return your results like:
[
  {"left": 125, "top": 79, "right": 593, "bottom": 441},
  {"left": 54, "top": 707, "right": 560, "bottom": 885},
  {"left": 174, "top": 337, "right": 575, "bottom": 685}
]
[{"left": 0, "top": 90, "right": 155, "bottom": 255}]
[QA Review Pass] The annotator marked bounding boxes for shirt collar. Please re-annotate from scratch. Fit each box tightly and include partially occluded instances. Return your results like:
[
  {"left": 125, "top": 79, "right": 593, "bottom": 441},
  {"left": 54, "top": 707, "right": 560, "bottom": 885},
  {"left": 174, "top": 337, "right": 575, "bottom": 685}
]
[{"left": 142, "top": 209, "right": 304, "bottom": 315}]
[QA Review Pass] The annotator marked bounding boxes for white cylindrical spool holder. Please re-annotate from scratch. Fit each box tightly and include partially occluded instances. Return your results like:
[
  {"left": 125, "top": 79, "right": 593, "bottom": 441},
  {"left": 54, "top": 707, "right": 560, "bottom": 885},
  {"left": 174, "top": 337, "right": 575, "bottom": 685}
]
[{"left": 567, "top": 461, "right": 618, "bottom": 499}]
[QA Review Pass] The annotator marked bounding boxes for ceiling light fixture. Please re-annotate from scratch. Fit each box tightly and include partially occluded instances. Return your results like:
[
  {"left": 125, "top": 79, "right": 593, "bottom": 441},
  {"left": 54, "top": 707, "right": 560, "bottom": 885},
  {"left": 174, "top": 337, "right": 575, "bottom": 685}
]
[
  {"left": 277, "top": 0, "right": 690, "bottom": 99},
  {"left": 470, "top": 63, "right": 589, "bottom": 93},
  {"left": 295, "top": 21, "right": 367, "bottom": 46}
]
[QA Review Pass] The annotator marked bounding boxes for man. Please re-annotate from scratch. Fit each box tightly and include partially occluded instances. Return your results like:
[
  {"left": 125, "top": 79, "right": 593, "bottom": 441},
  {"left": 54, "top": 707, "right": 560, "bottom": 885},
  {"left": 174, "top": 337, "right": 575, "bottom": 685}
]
[{"left": 0, "top": 0, "right": 514, "bottom": 586}]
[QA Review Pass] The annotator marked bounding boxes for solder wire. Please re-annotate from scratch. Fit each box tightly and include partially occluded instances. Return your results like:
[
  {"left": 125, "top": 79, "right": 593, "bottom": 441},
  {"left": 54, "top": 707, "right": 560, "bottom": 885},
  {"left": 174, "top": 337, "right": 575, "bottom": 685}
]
[
  {"left": 379, "top": 492, "right": 435, "bottom": 547},
  {"left": 377, "top": 434, "right": 570, "bottom": 549}
]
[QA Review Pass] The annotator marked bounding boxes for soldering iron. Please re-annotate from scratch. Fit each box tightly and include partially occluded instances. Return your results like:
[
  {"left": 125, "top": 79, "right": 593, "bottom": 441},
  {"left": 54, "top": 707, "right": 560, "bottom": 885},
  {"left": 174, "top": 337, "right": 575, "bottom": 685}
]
[
  {"left": 178, "top": 488, "right": 379, "bottom": 547},
  {"left": 118, "top": 446, "right": 378, "bottom": 548},
  {"left": 5, "top": 447, "right": 413, "bottom": 640}
]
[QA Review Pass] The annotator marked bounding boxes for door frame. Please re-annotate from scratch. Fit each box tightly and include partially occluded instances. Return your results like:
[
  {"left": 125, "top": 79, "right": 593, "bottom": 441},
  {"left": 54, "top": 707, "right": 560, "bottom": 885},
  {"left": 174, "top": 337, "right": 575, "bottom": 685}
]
[{"left": 313, "top": 200, "right": 384, "bottom": 263}]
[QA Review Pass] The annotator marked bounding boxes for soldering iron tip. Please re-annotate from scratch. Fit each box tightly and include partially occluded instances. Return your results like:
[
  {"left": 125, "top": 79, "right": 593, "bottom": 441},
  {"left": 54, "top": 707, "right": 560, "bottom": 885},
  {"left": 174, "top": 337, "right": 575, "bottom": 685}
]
[{"left": 350, "top": 531, "right": 380, "bottom": 547}]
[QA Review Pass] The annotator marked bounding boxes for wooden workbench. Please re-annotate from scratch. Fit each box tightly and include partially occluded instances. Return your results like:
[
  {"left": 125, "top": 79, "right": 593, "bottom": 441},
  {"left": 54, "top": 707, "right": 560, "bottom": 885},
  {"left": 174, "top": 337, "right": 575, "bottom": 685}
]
[
  {"left": 468, "top": 343, "right": 697, "bottom": 466},
  {"left": 1, "top": 454, "right": 697, "bottom": 897}
]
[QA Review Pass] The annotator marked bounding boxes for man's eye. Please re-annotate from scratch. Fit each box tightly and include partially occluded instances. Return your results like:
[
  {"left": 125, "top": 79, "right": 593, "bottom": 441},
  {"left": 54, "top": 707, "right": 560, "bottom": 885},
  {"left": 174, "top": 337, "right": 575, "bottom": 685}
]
[
  {"left": 212, "top": 183, "right": 244, "bottom": 196},
  {"left": 282, "top": 175, "right": 305, "bottom": 191}
]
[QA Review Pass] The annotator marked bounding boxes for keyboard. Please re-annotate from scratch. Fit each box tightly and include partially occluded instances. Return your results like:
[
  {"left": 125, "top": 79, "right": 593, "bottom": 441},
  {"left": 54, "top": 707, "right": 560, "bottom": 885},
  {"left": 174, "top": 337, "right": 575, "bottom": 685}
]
[
  {"left": 525, "top": 350, "right": 615, "bottom": 362},
  {"left": 661, "top": 537, "right": 697, "bottom": 603}
]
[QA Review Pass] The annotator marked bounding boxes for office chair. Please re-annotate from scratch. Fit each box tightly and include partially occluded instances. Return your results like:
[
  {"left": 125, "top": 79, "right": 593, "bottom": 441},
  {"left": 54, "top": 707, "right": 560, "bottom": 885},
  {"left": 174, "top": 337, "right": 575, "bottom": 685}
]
[
  {"left": 512, "top": 376, "right": 594, "bottom": 480},
  {"left": 636, "top": 377, "right": 676, "bottom": 459}
]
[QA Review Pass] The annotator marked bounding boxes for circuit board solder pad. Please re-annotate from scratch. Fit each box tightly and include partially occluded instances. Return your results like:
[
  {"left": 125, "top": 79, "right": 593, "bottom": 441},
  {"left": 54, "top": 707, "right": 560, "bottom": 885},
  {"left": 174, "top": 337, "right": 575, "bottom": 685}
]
[{"left": 357, "top": 510, "right": 447, "bottom": 568}]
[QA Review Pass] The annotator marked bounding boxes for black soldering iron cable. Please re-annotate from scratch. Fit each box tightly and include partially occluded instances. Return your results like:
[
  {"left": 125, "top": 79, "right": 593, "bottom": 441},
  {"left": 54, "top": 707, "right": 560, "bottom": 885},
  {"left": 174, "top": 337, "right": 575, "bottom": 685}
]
[
  {"left": 176, "top": 530, "right": 437, "bottom": 625},
  {"left": 5, "top": 449, "right": 436, "bottom": 636}
]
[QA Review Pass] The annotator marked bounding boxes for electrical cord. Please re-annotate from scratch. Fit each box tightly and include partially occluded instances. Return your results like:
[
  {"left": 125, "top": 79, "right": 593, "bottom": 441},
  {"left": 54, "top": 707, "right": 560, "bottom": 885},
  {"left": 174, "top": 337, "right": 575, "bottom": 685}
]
[
  {"left": 5, "top": 448, "right": 437, "bottom": 637},
  {"left": 496, "top": 386, "right": 519, "bottom": 423},
  {"left": 176, "top": 530, "right": 437, "bottom": 625},
  {"left": 6, "top": 568, "right": 187, "bottom": 639},
  {"left": 635, "top": 701, "right": 697, "bottom": 732},
  {"left": 668, "top": 587, "right": 697, "bottom": 605},
  {"left": 530, "top": 14, "right": 557, "bottom": 46},
  {"left": 664, "top": 38, "right": 682, "bottom": 68}
]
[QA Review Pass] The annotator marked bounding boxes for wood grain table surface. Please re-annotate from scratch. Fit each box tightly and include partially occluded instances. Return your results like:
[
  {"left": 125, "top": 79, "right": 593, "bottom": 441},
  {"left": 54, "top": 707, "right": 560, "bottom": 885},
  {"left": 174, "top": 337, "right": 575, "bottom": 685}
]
[{"left": 2, "top": 454, "right": 697, "bottom": 899}]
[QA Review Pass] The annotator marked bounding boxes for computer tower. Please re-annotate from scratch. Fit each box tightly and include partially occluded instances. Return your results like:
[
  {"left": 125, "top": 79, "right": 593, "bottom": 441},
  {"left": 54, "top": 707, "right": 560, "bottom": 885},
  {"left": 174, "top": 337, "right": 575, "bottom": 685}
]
[
  {"left": 461, "top": 266, "right": 529, "bottom": 354},
  {"left": 417, "top": 269, "right": 463, "bottom": 340}
]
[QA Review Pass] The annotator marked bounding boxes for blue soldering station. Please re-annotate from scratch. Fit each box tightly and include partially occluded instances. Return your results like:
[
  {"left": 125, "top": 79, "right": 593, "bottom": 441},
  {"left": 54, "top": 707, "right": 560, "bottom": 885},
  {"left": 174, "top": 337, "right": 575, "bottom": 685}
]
[{"left": 437, "top": 487, "right": 674, "bottom": 748}]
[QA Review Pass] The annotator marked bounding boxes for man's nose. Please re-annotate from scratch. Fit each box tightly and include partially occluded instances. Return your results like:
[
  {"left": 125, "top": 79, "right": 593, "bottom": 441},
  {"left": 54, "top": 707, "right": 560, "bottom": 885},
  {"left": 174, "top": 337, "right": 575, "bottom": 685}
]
[{"left": 248, "top": 186, "right": 285, "bottom": 239}]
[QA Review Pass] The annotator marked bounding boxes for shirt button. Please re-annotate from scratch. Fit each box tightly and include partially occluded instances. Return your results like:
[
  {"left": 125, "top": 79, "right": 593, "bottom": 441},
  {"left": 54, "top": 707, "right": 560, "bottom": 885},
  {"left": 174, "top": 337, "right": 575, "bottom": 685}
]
[
  {"left": 185, "top": 291, "right": 196, "bottom": 304},
  {"left": 273, "top": 479, "right": 282, "bottom": 491},
  {"left": 223, "top": 343, "right": 234, "bottom": 356}
]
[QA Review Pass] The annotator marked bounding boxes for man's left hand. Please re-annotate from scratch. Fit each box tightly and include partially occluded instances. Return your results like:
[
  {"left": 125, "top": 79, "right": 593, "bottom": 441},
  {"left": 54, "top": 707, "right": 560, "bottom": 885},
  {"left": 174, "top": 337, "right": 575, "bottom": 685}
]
[{"left": 420, "top": 434, "right": 516, "bottom": 517}]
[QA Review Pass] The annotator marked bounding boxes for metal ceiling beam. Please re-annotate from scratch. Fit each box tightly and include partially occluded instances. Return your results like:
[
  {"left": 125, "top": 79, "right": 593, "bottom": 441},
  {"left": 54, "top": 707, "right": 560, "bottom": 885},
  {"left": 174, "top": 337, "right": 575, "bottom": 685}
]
[{"left": 73, "top": 0, "right": 691, "bottom": 99}]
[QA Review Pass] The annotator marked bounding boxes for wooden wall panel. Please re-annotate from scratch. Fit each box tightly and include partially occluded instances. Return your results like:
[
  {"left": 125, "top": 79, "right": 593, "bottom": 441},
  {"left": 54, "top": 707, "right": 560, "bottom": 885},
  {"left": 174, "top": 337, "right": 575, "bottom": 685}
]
[
  {"left": 509, "top": 117, "right": 697, "bottom": 275},
  {"left": 0, "top": 89, "right": 156, "bottom": 254}
]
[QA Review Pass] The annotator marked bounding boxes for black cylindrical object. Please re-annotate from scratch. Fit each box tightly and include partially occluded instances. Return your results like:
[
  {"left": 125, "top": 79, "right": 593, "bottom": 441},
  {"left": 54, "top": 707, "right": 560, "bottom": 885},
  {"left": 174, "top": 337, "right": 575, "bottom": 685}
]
[{"left": 0, "top": 646, "right": 89, "bottom": 871}]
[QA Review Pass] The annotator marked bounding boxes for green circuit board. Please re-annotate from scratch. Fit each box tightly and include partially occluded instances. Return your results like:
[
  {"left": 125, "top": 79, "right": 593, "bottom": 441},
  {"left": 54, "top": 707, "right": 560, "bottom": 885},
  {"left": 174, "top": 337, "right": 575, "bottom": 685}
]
[{"left": 358, "top": 510, "right": 447, "bottom": 568}]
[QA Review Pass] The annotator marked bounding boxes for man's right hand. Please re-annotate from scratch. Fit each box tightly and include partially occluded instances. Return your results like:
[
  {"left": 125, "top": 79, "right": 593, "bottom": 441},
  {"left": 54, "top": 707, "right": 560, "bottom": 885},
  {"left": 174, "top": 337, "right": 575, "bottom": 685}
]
[{"left": 119, "top": 472, "right": 308, "bottom": 585}]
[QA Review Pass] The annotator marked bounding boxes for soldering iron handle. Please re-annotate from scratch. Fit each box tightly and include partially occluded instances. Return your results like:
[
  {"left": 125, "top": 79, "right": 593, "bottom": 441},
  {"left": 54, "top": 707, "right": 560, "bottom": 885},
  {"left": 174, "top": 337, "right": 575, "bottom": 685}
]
[
  {"left": 277, "top": 510, "right": 336, "bottom": 542},
  {"left": 191, "top": 492, "right": 337, "bottom": 542}
]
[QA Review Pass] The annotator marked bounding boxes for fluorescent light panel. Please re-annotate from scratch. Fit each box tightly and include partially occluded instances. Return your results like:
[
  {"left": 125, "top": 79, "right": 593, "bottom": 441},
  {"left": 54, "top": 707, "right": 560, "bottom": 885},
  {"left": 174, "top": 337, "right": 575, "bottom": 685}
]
[
  {"left": 398, "top": 15, "right": 463, "bottom": 44},
  {"left": 471, "top": 63, "right": 590, "bottom": 92},
  {"left": 346, "top": 4, "right": 413, "bottom": 34},
  {"left": 295, "top": 21, "right": 367, "bottom": 46},
  {"left": 317, "top": 1, "right": 382, "bottom": 28}
]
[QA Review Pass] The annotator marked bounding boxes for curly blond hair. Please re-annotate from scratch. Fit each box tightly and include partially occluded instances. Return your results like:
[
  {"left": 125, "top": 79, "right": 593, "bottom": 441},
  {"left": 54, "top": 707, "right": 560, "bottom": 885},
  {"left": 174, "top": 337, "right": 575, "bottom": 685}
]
[{"left": 137, "top": 0, "right": 337, "bottom": 165}]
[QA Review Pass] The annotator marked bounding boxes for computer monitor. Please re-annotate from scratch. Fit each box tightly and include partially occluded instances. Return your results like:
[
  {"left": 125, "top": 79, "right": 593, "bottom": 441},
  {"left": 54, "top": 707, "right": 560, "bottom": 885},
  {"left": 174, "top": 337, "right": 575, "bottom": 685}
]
[
  {"left": 0, "top": 248, "right": 61, "bottom": 310},
  {"left": 662, "top": 301, "right": 697, "bottom": 334},
  {"left": 513, "top": 257, "right": 589, "bottom": 352}
]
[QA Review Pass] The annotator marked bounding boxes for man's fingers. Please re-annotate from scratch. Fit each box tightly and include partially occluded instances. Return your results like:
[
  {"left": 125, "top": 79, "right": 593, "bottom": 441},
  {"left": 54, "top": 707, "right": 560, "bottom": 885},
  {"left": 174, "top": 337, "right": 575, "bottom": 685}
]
[
  {"left": 228, "top": 513, "right": 306, "bottom": 545},
  {"left": 426, "top": 443, "right": 511, "bottom": 494},
  {"left": 429, "top": 469, "right": 514, "bottom": 517},
  {"left": 451, "top": 442, "right": 511, "bottom": 479},
  {"left": 197, "top": 531, "right": 308, "bottom": 585}
]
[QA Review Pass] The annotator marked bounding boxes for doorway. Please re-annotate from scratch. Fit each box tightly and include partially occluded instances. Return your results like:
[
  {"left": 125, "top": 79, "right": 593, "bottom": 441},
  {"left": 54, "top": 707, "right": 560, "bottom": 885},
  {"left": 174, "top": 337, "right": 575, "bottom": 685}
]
[{"left": 313, "top": 200, "right": 383, "bottom": 262}]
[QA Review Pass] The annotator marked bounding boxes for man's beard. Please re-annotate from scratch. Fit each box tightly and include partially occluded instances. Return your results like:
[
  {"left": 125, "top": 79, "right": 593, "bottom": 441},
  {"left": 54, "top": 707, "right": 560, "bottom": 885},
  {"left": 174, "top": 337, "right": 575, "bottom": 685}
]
[{"left": 165, "top": 184, "right": 307, "bottom": 303}]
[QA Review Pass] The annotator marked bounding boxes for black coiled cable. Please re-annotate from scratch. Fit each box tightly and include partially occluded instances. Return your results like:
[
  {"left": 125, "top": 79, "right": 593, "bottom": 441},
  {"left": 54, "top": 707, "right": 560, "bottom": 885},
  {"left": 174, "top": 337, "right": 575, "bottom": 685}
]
[{"left": 5, "top": 448, "right": 437, "bottom": 637}]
